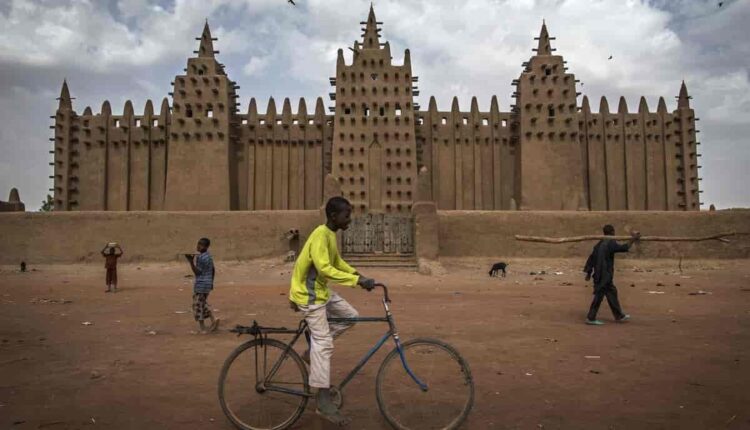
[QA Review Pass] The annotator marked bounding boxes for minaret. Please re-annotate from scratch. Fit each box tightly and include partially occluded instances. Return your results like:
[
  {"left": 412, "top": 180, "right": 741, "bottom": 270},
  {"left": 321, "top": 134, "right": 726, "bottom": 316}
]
[
  {"left": 535, "top": 21, "right": 552, "bottom": 56},
  {"left": 164, "top": 21, "right": 239, "bottom": 210},
  {"left": 52, "top": 79, "right": 75, "bottom": 210},
  {"left": 330, "top": 5, "right": 418, "bottom": 214},
  {"left": 362, "top": 4, "right": 381, "bottom": 49},
  {"left": 197, "top": 21, "right": 216, "bottom": 58},
  {"left": 515, "top": 21, "right": 583, "bottom": 210},
  {"left": 674, "top": 81, "right": 700, "bottom": 210}
]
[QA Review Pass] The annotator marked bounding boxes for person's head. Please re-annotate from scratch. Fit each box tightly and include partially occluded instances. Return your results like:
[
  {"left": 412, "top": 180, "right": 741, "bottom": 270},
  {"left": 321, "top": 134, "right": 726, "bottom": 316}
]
[
  {"left": 325, "top": 197, "right": 353, "bottom": 231},
  {"left": 108, "top": 247, "right": 116, "bottom": 255},
  {"left": 196, "top": 237, "right": 211, "bottom": 253},
  {"left": 603, "top": 224, "right": 615, "bottom": 236}
]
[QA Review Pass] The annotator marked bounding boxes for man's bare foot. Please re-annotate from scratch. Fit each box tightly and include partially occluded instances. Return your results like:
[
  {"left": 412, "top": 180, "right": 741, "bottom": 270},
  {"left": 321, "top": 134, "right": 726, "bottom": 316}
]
[{"left": 209, "top": 318, "right": 220, "bottom": 332}]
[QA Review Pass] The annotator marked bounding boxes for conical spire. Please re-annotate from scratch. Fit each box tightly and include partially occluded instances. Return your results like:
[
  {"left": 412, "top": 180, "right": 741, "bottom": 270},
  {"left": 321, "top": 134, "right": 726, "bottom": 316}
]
[
  {"left": 9, "top": 188, "right": 20, "bottom": 203},
  {"left": 535, "top": 20, "right": 552, "bottom": 55},
  {"left": 197, "top": 20, "right": 216, "bottom": 58},
  {"left": 57, "top": 79, "right": 72, "bottom": 110},
  {"left": 677, "top": 80, "right": 690, "bottom": 109},
  {"left": 361, "top": 4, "right": 381, "bottom": 49}
]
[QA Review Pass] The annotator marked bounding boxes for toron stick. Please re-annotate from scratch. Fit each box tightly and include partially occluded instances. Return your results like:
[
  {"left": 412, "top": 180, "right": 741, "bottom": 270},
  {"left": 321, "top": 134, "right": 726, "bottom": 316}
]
[{"left": 514, "top": 232, "right": 745, "bottom": 244}]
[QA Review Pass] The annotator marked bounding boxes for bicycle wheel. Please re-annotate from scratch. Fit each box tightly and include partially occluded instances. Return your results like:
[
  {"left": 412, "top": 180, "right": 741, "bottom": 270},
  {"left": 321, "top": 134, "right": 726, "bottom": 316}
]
[
  {"left": 376, "top": 338, "right": 474, "bottom": 430},
  {"left": 219, "top": 339, "right": 309, "bottom": 430}
]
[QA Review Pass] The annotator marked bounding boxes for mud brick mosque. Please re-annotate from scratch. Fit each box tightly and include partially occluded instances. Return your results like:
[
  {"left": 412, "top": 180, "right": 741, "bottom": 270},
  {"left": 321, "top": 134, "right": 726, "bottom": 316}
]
[{"left": 50, "top": 5, "right": 701, "bottom": 213}]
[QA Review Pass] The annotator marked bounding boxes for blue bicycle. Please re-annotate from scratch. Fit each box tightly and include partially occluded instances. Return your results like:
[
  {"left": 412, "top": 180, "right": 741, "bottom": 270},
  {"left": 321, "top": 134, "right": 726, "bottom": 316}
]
[{"left": 219, "top": 284, "right": 474, "bottom": 430}]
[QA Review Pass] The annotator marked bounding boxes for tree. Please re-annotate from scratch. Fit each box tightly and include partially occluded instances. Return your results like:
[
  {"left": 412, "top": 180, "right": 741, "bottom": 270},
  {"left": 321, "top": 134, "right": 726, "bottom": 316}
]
[{"left": 39, "top": 194, "right": 54, "bottom": 212}]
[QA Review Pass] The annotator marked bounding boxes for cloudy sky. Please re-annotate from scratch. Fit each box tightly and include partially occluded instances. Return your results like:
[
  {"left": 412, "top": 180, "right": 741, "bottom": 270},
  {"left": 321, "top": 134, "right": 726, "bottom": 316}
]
[{"left": 1, "top": 0, "right": 748, "bottom": 210}]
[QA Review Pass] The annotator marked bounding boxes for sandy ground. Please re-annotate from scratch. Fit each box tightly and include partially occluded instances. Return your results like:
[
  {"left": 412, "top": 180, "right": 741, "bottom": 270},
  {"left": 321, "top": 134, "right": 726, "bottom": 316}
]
[{"left": 1, "top": 257, "right": 749, "bottom": 430}]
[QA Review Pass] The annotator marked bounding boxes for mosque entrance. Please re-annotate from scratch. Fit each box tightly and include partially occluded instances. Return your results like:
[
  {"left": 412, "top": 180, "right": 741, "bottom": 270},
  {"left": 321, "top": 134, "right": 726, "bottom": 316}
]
[{"left": 342, "top": 213, "right": 414, "bottom": 255}]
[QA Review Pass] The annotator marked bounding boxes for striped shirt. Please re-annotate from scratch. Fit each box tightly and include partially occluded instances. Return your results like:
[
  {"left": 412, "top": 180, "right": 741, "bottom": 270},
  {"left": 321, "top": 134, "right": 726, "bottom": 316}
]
[{"left": 193, "top": 252, "right": 214, "bottom": 294}]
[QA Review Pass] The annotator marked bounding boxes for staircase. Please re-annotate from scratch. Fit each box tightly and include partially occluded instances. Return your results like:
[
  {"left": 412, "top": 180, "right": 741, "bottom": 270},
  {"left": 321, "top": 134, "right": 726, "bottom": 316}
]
[{"left": 343, "top": 253, "right": 417, "bottom": 269}]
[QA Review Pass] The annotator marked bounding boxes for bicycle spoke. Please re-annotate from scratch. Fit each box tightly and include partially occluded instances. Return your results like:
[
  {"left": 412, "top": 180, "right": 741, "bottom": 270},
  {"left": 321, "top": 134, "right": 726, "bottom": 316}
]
[
  {"left": 219, "top": 339, "right": 309, "bottom": 430},
  {"left": 377, "top": 339, "right": 474, "bottom": 430}
]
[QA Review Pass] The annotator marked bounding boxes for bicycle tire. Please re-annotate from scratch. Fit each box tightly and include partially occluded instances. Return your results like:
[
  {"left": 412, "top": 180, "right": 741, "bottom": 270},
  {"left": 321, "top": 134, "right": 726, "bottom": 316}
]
[
  {"left": 376, "top": 338, "right": 474, "bottom": 430},
  {"left": 218, "top": 338, "right": 309, "bottom": 430}
]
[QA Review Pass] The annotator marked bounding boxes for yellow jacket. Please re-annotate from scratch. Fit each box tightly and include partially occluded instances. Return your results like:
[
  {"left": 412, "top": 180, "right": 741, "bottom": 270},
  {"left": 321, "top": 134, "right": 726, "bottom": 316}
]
[{"left": 289, "top": 225, "right": 360, "bottom": 306}]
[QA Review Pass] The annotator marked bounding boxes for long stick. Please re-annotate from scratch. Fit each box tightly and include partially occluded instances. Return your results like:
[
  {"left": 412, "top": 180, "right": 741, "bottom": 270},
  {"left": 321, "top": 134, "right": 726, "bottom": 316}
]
[{"left": 514, "top": 232, "right": 743, "bottom": 244}]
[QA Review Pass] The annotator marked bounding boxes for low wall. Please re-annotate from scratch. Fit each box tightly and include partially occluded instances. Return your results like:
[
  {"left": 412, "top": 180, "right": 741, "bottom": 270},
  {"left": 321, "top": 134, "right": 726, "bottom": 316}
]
[
  {"left": 0, "top": 211, "right": 321, "bottom": 264},
  {"left": 2, "top": 210, "right": 748, "bottom": 264},
  {"left": 438, "top": 211, "right": 750, "bottom": 259}
]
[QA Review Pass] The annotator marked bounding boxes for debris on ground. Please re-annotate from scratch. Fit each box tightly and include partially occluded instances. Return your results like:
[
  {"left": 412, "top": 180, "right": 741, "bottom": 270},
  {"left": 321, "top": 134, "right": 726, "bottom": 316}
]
[
  {"left": 648, "top": 291, "right": 666, "bottom": 295},
  {"left": 530, "top": 271, "right": 537, "bottom": 275},
  {"left": 675, "top": 283, "right": 681, "bottom": 287},
  {"left": 589, "top": 370, "right": 601, "bottom": 374},
  {"left": 534, "top": 277, "right": 544, "bottom": 281},
  {"left": 688, "top": 290, "right": 711, "bottom": 296},
  {"left": 585, "top": 355, "right": 600, "bottom": 359},
  {"left": 90, "top": 371, "right": 103, "bottom": 379},
  {"left": 544, "top": 338, "right": 558, "bottom": 343},
  {"left": 145, "top": 330, "right": 157, "bottom": 336},
  {"left": 174, "top": 311, "right": 187, "bottom": 314},
  {"left": 630, "top": 283, "right": 636, "bottom": 287},
  {"left": 81, "top": 321, "right": 93, "bottom": 326},
  {"left": 184, "top": 274, "right": 193, "bottom": 278},
  {"left": 560, "top": 282, "right": 573, "bottom": 286},
  {"left": 30, "top": 298, "right": 72, "bottom": 305},
  {"left": 656, "top": 282, "right": 665, "bottom": 287},
  {"left": 554, "top": 271, "right": 564, "bottom": 275}
]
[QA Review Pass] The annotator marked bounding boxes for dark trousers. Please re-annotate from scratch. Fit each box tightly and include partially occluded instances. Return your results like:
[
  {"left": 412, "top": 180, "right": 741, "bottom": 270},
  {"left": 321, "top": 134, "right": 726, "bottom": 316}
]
[{"left": 587, "top": 283, "right": 625, "bottom": 321}]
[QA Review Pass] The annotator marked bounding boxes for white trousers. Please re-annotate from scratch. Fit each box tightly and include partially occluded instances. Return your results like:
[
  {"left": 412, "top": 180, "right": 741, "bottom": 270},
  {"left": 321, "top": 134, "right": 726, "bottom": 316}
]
[{"left": 297, "top": 292, "right": 358, "bottom": 388}]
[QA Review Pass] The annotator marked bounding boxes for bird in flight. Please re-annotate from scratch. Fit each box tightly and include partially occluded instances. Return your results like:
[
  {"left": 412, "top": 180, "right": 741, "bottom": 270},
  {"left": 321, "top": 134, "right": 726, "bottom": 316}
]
[
  {"left": 288, "top": 0, "right": 296, "bottom": 5},
  {"left": 718, "top": 2, "right": 723, "bottom": 7},
  {"left": 608, "top": 55, "right": 613, "bottom": 60}
]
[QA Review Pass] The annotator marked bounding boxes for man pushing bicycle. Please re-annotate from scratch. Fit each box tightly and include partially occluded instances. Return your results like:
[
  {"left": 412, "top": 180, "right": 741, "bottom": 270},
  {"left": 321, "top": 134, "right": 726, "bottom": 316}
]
[{"left": 288, "top": 196, "right": 376, "bottom": 426}]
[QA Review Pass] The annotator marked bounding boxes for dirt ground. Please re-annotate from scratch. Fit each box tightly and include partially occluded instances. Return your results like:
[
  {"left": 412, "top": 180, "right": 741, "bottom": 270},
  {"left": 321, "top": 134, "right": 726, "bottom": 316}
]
[{"left": 1, "top": 257, "right": 749, "bottom": 430}]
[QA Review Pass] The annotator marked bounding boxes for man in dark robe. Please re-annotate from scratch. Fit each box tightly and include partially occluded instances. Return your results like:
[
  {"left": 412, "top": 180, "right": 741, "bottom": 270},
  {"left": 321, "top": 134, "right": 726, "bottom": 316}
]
[{"left": 583, "top": 225, "right": 641, "bottom": 325}]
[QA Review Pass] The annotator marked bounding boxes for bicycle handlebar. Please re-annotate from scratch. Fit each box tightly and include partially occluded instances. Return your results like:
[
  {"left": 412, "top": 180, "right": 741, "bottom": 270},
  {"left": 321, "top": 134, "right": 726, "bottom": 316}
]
[{"left": 373, "top": 282, "right": 390, "bottom": 302}]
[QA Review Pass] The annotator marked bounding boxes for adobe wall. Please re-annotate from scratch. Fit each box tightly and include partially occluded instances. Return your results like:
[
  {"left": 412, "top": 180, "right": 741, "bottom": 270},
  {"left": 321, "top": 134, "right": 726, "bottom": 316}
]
[
  {"left": 438, "top": 211, "right": 750, "bottom": 259},
  {"left": 0, "top": 211, "right": 321, "bottom": 264}
]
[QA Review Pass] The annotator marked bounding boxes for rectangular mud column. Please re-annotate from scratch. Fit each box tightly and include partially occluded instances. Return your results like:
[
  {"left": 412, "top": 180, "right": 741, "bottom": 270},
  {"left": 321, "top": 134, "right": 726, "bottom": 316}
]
[{"left": 411, "top": 202, "right": 438, "bottom": 260}]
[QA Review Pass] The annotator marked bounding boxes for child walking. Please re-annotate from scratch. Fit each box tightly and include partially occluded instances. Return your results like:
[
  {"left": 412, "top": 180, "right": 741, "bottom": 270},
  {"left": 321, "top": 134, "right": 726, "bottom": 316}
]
[
  {"left": 101, "top": 243, "right": 123, "bottom": 293},
  {"left": 185, "top": 238, "right": 219, "bottom": 333}
]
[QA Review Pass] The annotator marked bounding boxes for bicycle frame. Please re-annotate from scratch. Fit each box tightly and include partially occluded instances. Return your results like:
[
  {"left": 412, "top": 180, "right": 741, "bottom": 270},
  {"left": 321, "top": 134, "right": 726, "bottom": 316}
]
[{"left": 255, "top": 285, "right": 428, "bottom": 399}]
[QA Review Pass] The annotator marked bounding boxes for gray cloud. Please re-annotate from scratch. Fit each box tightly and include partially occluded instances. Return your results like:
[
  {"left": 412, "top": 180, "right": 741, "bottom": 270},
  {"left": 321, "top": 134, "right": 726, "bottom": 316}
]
[{"left": 0, "top": 0, "right": 747, "bottom": 209}]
